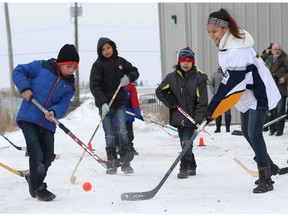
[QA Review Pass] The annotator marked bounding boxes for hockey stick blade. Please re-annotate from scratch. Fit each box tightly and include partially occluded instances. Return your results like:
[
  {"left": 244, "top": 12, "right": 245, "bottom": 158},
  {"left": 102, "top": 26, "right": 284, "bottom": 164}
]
[
  {"left": 279, "top": 167, "right": 288, "bottom": 175},
  {"left": 0, "top": 162, "right": 29, "bottom": 177},
  {"left": 121, "top": 120, "right": 206, "bottom": 201},
  {"left": 0, "top": 132, "right": 27, "bottom": 151}
]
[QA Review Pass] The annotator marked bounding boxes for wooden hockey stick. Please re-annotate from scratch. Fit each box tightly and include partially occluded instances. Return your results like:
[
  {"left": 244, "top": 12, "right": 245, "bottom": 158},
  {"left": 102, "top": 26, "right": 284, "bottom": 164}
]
[
  {"left": 0, "top": 162, "right": 29, "bottom": 177},
  {"left": 70, "top": 83, "right": 122, "bottom": 184}
]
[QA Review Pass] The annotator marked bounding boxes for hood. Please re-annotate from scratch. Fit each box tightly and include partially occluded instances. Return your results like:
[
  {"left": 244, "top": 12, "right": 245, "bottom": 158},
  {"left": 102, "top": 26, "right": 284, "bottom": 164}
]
[
  {"left": 96, "top": 37, "right": 118, "bottom": 59},
  {"left": 219, "top": 29, "right": 254, "bottom": 50}
]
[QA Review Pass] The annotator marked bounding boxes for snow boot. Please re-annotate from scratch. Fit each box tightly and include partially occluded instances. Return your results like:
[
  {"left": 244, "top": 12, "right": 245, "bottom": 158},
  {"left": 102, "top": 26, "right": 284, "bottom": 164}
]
[
  {"left": 253, "top": 156, "right": 279, "bottom": 185},
  {"left": 106, "top": 147, "right": 118, "bottom": 174},
  {"left": 35, "top": 183, "right": 56, "bottom": 201},
  {"left": 129, "top": 142, "right": 139, "bottom": 156},
  {"left": 214, "top": 116, "right": 222, "bottom": 133},
  {"left": 177, "top": 158, "right": 190, "bottom": 179},
  {"left": 253, "top": 165, "right": 274, "bottom": 193},
  {"left": 225, "top": 115, "right": 231, "bottom": 132},
  {"left": 188, "top": 154, "right": 197, "bottom": 176},
  {"left": 121, "top": 163, "right": 134, "bottom": 174},
  {"left": 24, "top": 173, "right": 36, "bottom": 198},
  {"left": 120, "top": 145, "right": 134, "bottom": 174}
]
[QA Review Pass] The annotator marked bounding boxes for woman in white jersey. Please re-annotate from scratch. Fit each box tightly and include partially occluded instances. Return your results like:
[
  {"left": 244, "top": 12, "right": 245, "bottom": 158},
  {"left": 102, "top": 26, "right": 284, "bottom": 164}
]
[{"left": 206, "top": 8, "right": 281, "bottom": 193}]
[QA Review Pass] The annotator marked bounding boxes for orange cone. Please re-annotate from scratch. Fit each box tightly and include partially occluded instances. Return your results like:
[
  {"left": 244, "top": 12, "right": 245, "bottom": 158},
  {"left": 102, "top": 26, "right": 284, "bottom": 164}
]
[
  {"left": 88, "top": 143, "right": 93, "bottom": 150},
  {"left": 198, "top": 137, "right": 205, "bottom": 146}
]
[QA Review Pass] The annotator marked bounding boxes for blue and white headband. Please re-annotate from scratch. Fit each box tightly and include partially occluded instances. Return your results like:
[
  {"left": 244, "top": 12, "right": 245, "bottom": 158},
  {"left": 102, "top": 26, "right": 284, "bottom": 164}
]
[{"left": 208, "top": 17, "right": 229, "bottom": 27}]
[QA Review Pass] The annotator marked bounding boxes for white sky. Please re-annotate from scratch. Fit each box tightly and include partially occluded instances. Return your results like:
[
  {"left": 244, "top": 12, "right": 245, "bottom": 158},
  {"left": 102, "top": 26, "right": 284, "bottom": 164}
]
[
  {"left": 0, "top": 2, "right": 161, "bottom": 90},
  {"left": 1, "top": 95, "right": 288, "bottom": 214}
]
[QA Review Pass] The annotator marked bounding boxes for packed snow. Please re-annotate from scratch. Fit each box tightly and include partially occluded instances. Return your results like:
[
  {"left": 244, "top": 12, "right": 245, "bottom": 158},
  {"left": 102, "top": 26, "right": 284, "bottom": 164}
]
[{"left": 1, "top": 98, "right": 288, "bottom": 214}]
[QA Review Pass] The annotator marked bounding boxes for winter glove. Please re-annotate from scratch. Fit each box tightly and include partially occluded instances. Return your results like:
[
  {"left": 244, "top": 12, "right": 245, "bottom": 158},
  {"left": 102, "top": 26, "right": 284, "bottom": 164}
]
[
  {"left": 133, "top": 108, "right": 144, "bottom": 121},
  {"left": 205, "top": 115, "right": 214, "bottom": 125},
  {"left": 101, "top": 103, "right": 110, "bottom": 117},
  {"left": 120, "top": 75, "right": 130, "bottom": 87}
]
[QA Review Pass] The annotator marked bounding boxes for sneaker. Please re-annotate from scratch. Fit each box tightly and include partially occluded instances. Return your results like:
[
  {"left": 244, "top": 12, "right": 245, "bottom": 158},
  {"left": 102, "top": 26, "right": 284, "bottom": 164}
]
[
  {"left": 24, "top": 174, "right": 36, "bottom": 198},
  {"left": 35, "top": 183, "right": 56, "bottom": 201},
  {"left": 121, "top": 164, "right": 134, "bottom": 174}
]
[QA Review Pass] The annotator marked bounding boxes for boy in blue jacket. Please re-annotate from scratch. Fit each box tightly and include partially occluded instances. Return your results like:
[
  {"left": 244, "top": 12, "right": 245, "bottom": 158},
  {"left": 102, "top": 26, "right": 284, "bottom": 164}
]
[{"left": 13, "top": 44, "right": 79, "bottom": 201}]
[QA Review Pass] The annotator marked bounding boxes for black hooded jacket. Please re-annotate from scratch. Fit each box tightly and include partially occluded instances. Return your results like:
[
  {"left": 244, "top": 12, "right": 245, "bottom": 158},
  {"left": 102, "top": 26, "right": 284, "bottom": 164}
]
[{"left": 90, "top": 37, "right": 139, "bottom": 108}]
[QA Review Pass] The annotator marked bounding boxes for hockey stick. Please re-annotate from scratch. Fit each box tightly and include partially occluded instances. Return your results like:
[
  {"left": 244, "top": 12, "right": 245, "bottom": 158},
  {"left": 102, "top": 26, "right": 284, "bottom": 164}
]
[
  {"left": 0, "top": 132, "right": 26, "bottom": 151},
  {"left": 177, "top": 105, "right": 258, "bottom": 177},
  {"left": 31, "top": 98, "right": 133, "bottom": 170},
  {"left": 176, "top": 105, "right": 214, "bottom": 139},
  {"left": 0, "top": 162, "right": 29, "bottom": 177},
  {"left": 263, "top": 113, "right": 287, "bottom": 128},
  {"left": 141, "top": 112, "right": 178, "bottom": 132},
  {"left": 121, "top": 120, "right": 206, "bottom": 201},
  {"left": 0, "top": 132, "right": 61, "bottom": 159},
  {"left": 70, "top": 83, "right": 122, "bottom": 184}
]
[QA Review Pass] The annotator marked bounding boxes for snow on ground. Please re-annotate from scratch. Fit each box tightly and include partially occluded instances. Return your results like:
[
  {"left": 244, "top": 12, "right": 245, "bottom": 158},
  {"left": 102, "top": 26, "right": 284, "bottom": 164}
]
[{"left": 1, "top": 98, "right": 288, "bottom": 214}]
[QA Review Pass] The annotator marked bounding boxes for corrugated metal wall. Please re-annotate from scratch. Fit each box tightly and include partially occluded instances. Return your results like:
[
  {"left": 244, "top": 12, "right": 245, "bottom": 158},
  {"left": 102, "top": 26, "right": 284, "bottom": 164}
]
[{"left": 158, "top": 3, "right": 288, "bottom": 123}]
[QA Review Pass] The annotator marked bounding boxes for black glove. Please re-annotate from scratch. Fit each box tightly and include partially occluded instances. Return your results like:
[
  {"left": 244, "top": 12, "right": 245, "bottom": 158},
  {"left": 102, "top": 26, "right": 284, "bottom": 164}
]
[{"left": 205, "top": 115, "right": 214, "bottom": 125}]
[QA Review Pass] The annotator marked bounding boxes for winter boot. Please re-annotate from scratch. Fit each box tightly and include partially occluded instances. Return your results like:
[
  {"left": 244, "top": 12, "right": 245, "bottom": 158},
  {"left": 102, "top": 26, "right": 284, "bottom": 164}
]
[
  {"left": 106, "top": 147, "right": 118, "bottom": 174},
  {"left": 177, "top": 158, "right": 190, "bottom": 179},
  {"left": 120, "top": 145, "right": 134, "bottom": 174},
  {"left": 253, "top": 165, "right": 274, "bottom": 193},
  {"left": 188, "top": 154, "right": 197, "bottom": 176},
  {"left": 225, "top": 115, "right": 231, "bottom": 132},
  {"left": 254, "top": 156, "right": 279, "bottom": 185},
  {"left": 121, "top": 163, "right": 134, "bottom": 174},
  {"left": 24, "top": 173, "right": 36, "bottom": 198},
  {"left": 214, "top": 116, "right": 222, "bottom": 133},
  {"left": 129, "top": 142, "right": 139, "bottom": 156},
  {"left": 35, "top": 183, "right": 56, "bottom": 201}
]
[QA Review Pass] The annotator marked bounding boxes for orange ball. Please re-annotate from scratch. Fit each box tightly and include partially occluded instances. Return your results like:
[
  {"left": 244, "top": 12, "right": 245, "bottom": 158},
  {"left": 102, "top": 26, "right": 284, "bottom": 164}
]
[{"left": 83, "top": 182, "right": 92, "bottom": 191}]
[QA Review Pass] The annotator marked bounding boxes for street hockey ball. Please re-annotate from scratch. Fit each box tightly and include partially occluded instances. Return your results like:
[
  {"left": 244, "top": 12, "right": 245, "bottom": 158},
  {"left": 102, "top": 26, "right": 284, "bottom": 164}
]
[{"left": 83, "top": 182, "right": 92, "bottom": 191}]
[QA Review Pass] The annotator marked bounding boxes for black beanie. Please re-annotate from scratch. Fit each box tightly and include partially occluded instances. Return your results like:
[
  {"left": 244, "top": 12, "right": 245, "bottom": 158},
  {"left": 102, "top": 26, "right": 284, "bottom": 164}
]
[{"left": 57, "top": 44, "right": 80, "bottom": 67}]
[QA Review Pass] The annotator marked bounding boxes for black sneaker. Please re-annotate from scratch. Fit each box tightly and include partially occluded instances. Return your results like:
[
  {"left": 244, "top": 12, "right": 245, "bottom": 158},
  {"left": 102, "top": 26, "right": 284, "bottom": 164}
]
[
  {"left": 35, "top": 183, "right": 56, "bottom": 201},
  {"left": 24, "top": 173, "right": 36, "bottom": 198}
]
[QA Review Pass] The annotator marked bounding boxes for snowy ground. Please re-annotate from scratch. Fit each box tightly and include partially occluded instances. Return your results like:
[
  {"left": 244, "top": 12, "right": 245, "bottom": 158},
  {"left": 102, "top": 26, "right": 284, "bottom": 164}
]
[{"left": 1, "top": 98, "right": 288, "bottom": 214}]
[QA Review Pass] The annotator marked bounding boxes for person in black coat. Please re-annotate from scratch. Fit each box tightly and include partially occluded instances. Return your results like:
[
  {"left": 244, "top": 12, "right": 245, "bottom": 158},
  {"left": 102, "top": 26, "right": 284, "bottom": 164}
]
[
  {"left": 90, "top": 37, "right": 139, "bottom": 174},
  {"left": 156, "top": 47, "right": 208, "bottom": 179}
]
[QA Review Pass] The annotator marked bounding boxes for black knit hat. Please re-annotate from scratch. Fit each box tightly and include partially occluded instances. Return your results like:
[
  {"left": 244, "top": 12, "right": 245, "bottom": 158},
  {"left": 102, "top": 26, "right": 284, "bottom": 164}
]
[
  {"left": 178, "top": 47, "right": 195, "bottom": 64},
  {"left": 57, "top": 44, "right": 80, "bottom": 67}
]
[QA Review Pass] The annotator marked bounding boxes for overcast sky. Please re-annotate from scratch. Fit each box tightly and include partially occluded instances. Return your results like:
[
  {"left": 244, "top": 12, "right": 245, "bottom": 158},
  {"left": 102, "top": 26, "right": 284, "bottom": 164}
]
[{"left": 0, "top": 2, "right": 161, "bottom": 90}]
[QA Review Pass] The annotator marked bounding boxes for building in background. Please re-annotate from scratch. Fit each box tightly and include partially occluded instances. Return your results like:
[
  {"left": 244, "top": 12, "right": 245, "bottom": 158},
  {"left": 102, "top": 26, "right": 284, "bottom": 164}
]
[{"left": 158, "top": 2, "right": 288, "bottom": 123}]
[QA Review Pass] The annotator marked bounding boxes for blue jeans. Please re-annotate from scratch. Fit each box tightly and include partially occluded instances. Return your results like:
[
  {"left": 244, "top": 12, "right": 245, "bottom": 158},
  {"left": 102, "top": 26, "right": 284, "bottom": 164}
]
[
  {"left": 269, "top": 96, "right": 287, "bottom": 133},
  {"left": 240, "top": 109, "right": 269, "bottom": 166},
  {"left": 100, "top": 105, "right": 129, "bottom": 148},
  {"left": 21, "top": 121, "right": 55, "bottom": 190},
  {"left": 177, "top": 126, "right": 195, "bottom": 159}
]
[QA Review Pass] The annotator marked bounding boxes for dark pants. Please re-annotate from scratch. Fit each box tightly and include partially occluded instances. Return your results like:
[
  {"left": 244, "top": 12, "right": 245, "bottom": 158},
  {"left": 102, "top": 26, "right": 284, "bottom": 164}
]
[
  {"left": 177, "top": 126, "right": 195, "bottom": 159},
  {"left": 21, "top": 121, "right": 55, "bottom": 190},
  {"left": 240, "top": 109, "right": 269, "bottom": 166}
]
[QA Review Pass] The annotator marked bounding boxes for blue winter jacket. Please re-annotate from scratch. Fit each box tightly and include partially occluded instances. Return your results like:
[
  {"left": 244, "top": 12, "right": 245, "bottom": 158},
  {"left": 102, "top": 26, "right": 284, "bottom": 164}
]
[{"left": 13, "top": 59, "right": 75, "bottom": 133}]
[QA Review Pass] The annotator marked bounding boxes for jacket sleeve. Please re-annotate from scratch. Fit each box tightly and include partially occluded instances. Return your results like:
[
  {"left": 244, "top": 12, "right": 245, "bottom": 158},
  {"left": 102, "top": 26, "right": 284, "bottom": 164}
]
[
  {"left": 89, "top": 61, "right": 108, "bottom": 107},
  {"left": 123, "top": 59, "right": 139, "bottom": 83},
  {"left": 155, "top": 75, "right": 177, "bottom": 109}
]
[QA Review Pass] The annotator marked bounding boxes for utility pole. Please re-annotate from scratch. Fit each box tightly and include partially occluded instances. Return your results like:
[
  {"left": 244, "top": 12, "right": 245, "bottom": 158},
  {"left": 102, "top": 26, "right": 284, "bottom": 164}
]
[
  {"left": 70, "top": 3, "right": 82, "bottom": 107},
  {"left": 4, "top": 3, "right": 15, "bottom": 95}
]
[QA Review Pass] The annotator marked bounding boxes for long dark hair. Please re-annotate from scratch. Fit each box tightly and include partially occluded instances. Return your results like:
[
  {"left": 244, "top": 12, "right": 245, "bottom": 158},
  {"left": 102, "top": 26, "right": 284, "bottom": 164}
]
[{"left": 209, "top": 8, "right": 244, "bottom": 39}]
